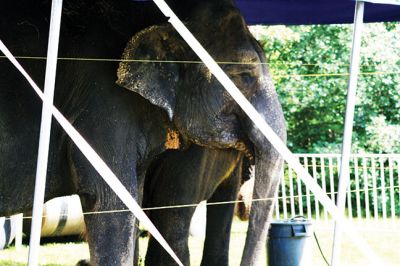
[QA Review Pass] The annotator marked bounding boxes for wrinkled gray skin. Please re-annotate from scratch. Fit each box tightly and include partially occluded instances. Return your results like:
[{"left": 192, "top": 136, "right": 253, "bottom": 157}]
[
  {"left": 118, "top": 2, "right": 286, "bottom": 265},
  {"left": 143, "top": 145, "right": 249, "bottom": 266}
]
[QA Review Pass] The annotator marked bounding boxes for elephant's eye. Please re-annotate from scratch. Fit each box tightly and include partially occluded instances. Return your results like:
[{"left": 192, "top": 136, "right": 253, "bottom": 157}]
[{"left": 240, "top": 73, "right": 255, "bottom": 85}]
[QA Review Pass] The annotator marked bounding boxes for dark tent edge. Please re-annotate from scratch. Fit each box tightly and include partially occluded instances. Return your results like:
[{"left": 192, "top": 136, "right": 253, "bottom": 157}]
[{"left": 235, "top": 1, "right": 400, "bottom": 25}]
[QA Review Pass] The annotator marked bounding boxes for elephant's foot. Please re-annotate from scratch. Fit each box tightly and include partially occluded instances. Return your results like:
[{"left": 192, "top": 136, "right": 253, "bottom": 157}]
[
  {"left": 84, "top": 211, "right": 137, "bottom": 265},
  {"left": 76, "top": 259, "right": 90, "bottom": 266}
]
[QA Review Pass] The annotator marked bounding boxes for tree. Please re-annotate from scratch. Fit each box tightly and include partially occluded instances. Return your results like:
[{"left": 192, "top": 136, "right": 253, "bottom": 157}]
[{"left": 250, "top": 23, "right": 400, "bottom": 153}]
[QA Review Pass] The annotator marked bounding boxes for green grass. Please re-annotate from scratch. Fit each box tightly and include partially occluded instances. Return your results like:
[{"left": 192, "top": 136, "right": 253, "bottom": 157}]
[
  {"left": 0, "top": 242, "right": 89, "bottom": 266},
  {"left": 1, "top": 219, "right": 399, "bottom": 265}
]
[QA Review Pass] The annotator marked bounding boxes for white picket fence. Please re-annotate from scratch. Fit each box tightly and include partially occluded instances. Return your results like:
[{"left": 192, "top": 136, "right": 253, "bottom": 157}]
[{"left": 274, "top": 154, "right": 400, "bottom": 221}]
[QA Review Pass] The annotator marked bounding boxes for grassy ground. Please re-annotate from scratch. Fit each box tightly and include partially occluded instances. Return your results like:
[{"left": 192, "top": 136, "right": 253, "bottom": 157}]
[{"left": 1, "top": 219, "right": 399, "bottom": 265}]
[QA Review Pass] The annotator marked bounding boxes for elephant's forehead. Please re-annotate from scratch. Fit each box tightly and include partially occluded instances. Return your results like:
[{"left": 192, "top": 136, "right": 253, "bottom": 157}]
[{"left": 211, "top": 46, "right": 260, "bottom": 64}]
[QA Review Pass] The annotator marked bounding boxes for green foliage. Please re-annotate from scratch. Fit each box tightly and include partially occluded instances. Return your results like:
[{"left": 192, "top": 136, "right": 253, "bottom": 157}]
[
  {"left": 250, "top": 22, "right": 400, "bottom": 153},
  {"left": 365, "top": 116, "right": 400, "bottom": 153}
]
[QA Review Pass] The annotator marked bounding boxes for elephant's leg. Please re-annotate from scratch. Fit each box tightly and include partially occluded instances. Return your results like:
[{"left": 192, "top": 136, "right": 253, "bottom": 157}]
[
  {"left": 143, "top": 148, "right": 203, "bottom": 266},
  {"left": 69, "top": 141, "right": 139, "bottom": 265},
  {"left": 143, "top": 147, "right": 242, "bottom": 265},
  {"left": 201, "top": 165, "right": 241, "bottom": 266},
  {"left": 84, "top": 206, "right": 136, "bottom": 265},
  {"left": 79, "top": 182, "right": 138, "bottom": 266},
  {"left": 79, "top": 183, "right": 138, "bottom": 266},
  {"left": 145, "top": 207, "right": 196, "bottom": 266}
]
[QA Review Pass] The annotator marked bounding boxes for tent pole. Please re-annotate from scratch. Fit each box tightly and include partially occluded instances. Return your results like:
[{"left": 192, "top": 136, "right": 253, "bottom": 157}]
[
  {"left": 331, "top": 1, "right": 365, "bottom": 265},
  {"left": 27, "top": 0, "right": 63, "bottom": 265}
]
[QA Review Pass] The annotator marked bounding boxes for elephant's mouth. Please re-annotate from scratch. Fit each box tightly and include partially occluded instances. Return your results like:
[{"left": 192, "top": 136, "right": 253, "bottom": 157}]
[
  {"left": 234, "top": 140, "right": 255, "bottom": 164},
  {"left": 188, "top": 132, "right": 254, "bottom": 164}
]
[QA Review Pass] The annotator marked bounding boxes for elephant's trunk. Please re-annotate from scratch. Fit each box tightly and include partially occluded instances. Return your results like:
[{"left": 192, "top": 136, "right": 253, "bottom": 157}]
[{"left": 239, "top": 88, "right": 286, "bottom": 266}]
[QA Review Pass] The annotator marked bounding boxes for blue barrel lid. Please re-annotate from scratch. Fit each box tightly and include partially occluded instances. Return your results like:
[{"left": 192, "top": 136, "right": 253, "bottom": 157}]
[
  {"left": 269, "top": 217, "right": 313, "bottom": 238},
  {"left": 270, "top": 217, "right": 313, "bottom": 226}
]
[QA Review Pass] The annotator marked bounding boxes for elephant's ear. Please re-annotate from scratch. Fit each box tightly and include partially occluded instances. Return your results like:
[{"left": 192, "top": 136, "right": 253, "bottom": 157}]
[{"left": 117, "top": 25, "right": 185, "bottom": 120}]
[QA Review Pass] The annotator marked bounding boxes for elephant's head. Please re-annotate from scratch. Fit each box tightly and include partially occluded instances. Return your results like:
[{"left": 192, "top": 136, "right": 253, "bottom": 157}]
[{"left": 117, "top": 3, "right": 286, "bottom": 264}]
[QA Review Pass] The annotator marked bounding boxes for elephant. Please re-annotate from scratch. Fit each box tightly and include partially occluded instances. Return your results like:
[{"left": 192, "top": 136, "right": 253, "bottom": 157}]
[
  {"left": 143, "top": 145, "right": 251, "bottom": 266},
  {"left": 118, "top": 1, "right": 286, "bottom": 265},
  {"left": 0, "top": 0, "right": 285, "bottom": 265}
]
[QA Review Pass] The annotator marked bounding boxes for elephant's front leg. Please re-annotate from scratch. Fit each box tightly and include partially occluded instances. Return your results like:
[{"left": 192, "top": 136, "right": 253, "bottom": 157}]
[
  {"left": 69, "top": 140, "right": 140, "bottom": 265},
  {"left": 77, "top": 174, "right": 139, "bottom": 266},
  {"left": 201, "top": 164, "right": 241, "bottom": 266},
  {"left": 84, "top": 206, "right": 136, "bottom": 265}
]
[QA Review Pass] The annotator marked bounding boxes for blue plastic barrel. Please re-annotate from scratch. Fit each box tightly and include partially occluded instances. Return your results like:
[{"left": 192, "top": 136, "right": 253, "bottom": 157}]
[{"left": 267, "top": 217, "right": 313, "bottom": 266}]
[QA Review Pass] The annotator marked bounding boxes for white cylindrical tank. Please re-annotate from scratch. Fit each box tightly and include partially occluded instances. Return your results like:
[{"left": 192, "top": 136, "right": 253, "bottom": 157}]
[
  {"left": 24, "top": 195, "right": 86, "bottom": 237},
  {"left": 40, "top": 195, "right": 85, "bottom": 237}
]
